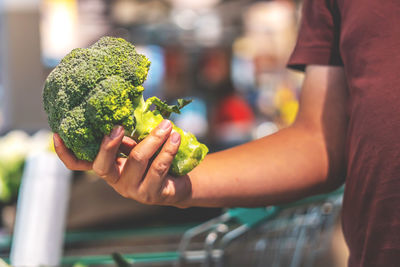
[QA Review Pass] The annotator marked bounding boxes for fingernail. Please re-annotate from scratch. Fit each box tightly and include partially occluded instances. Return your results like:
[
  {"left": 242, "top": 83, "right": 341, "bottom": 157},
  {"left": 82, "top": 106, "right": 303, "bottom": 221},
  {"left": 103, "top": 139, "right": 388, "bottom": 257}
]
[
  {"left": 159, "top": 120, "right": 171, "bottom": 130},
  {"left": 171, "top": 131, "right": 181, "bottom": 144},
  {"left": 110, "top": 126, "right": 123, "bottom": 139}
]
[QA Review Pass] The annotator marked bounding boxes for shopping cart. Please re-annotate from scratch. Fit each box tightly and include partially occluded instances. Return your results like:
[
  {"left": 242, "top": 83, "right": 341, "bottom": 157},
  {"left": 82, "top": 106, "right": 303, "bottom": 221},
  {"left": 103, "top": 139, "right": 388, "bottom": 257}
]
[
  {"left": 176, "top": 187, "right": 344, "bottom": 267},
  {"left": 57, "top": 187, "right": 343, "bottom": 267}
]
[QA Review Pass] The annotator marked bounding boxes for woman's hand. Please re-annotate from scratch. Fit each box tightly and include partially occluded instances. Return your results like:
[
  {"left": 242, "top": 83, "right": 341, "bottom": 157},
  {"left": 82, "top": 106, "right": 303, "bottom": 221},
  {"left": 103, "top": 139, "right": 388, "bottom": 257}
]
[{"left": 53, "top": 120, "right": 192, "bottom": 207}]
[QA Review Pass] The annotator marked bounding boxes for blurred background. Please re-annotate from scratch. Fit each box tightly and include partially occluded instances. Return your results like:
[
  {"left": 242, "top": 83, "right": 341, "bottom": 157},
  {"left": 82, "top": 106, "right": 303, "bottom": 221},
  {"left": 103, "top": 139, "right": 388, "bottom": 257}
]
[{"left": 0, "top": 0, "right": 349, "bottom": 266}]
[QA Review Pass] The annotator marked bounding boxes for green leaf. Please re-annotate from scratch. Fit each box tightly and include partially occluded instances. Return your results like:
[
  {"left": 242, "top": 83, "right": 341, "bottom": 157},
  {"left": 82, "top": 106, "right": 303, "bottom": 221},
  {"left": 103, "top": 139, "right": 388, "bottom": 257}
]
[{"left": 145, "top": 97, "right": 192, "bottom": 118}]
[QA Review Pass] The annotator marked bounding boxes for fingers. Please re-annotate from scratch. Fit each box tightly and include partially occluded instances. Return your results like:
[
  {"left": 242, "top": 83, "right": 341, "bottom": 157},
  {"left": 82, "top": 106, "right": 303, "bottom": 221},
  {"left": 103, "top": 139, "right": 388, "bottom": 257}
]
[
  {"left": 93, "top": 126, "right": 125, "bottom": 183},
  {"left": 78, "top": 120, "right": 182, "bottom": 206},
  {"left": 140, "top": 130, "right": 181, "bottom": 198},
  {"left": 119, "top": 136, "right": 137, "bottom": 155},
  {"left": 121, "top": 120, "right": 173, "bottom": 187},
  {"left": 53, "top": 134, "right": 93, "bottom": 171}
]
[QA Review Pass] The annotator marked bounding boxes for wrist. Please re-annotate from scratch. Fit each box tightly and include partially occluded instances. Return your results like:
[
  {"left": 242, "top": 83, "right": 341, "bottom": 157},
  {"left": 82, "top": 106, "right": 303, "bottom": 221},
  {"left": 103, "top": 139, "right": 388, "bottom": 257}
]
[{"left": 171, "top": 174, "right": 193, "bottom": 209}]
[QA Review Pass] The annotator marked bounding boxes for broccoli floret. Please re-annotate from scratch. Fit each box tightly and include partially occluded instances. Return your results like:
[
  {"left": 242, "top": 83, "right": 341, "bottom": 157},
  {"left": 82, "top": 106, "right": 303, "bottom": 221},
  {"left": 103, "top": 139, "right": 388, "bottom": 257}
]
[{"left": 43, "top": 36, "right": 208, "bottom": 176}]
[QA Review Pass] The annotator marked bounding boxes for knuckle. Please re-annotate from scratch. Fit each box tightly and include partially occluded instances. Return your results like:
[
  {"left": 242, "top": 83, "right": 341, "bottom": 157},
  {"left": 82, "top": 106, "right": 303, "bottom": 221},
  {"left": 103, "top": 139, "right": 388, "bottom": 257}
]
[
  {"left": 129, "top": 150, "right": 147, "bottom": 165},
  {"left": 160, "top": 187, "right": 170, "bottom": 199},
  {"left": 137, "top": 187, "right": 162, "bottom": 205},
  {"left": 96, "top": 169, "right": 108, "bottom": 178},
  {"left": 112, "top": 186, "right": 127, "bottom": 198},
  {"left": 163, "top": 145, "right": 178, "bottom": 156},
  {"left": 153, "top": 161, "right": 169, "bottom": 176},
  {"left": 152, "top": 129, "right": 168, "bottom": 141},
  {"left": 93, "top": 164, "right": 109, "bottom": 178},
  {"left": 111, "top": 183, "right": 131, "bottom": 199},
  {"left": 138, "top": 191, "right": 154, "bottom": 205},
  {"left": 125, "top": 186, "right": 137, "bottom": 199},
  {"left": 161, "top": 180, "right": 175, "bottom": 199}
]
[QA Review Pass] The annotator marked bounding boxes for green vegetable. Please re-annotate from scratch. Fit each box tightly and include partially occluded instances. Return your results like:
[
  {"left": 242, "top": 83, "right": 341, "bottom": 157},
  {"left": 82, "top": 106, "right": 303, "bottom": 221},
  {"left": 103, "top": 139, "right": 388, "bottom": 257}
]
[
  {"left": 0, "top": 130, "right": 30, "bottom": 203},
  {"left": 0, "top": 159, "right": 24, "bottom": 202},
  {"left": 43, "top": 36, "right": 208, "bottom": 176}
]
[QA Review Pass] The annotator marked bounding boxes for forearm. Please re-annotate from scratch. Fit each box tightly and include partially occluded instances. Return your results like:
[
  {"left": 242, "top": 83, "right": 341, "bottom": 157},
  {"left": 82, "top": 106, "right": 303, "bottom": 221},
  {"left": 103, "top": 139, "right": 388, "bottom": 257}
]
[
  {"left": 184, "top": 123, "right": 343, "bottom": 208},
  {"left": 180, "top": 66, "right": 348, "bottom": 208}
]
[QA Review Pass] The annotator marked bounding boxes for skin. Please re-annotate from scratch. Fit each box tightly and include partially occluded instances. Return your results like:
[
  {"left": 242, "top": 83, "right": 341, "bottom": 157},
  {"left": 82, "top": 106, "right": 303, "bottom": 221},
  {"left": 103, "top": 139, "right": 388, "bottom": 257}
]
[{"left": 53, "top": 65, "right": 348, "bottom": 209}]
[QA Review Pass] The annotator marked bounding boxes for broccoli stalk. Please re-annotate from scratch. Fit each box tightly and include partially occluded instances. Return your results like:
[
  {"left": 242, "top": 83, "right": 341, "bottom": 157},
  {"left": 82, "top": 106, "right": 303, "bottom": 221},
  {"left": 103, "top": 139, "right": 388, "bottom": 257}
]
[
  {"left": 43, "top": 36, "right": 208, "bottom": 176},
  {"left": 132, "top": 96, "right": 208, "bottom": 175}
]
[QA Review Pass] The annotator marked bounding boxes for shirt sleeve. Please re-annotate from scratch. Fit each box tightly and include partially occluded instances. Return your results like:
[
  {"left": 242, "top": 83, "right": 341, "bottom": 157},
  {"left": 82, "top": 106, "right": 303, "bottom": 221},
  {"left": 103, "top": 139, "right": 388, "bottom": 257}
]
[{"left": 287, "top": 0, "right": 343, "bottom": 71}]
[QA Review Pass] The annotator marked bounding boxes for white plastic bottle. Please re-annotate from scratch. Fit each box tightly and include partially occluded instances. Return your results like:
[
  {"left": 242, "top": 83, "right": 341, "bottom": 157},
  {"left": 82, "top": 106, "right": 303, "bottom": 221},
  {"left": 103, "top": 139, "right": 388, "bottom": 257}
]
[{"left": 10, "top": 151, "right": 72, "bottom": 267}]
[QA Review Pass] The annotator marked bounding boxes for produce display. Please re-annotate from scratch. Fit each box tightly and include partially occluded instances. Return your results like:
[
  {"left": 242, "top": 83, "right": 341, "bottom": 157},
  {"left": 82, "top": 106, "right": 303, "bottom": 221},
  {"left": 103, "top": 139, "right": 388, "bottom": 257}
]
[
  {"left": 0, "top": 130, "right": 53, "bottom": 203},
  {"left": 42, "top": 36, "right": 208, "bottom": 176},
  {"left": 0, "top": 132, "right": 24, "bottom": 202}
]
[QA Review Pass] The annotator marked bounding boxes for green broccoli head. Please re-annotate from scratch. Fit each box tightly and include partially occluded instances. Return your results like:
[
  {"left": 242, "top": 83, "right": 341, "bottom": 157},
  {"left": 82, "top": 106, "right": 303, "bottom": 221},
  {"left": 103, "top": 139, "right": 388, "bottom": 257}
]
[
  {"left": 43, "top": 36, "right": 208, "bottom": 176},
  {"left": 43, "top": 37, "right": 150, "bottom": 161}
]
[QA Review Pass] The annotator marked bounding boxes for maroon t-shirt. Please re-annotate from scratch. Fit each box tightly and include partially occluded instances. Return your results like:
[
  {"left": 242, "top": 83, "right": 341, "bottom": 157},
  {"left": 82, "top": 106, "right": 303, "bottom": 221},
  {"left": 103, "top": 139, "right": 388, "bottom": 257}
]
[{"left": 288, "top": 0, "right": 400, "bottom": 266}]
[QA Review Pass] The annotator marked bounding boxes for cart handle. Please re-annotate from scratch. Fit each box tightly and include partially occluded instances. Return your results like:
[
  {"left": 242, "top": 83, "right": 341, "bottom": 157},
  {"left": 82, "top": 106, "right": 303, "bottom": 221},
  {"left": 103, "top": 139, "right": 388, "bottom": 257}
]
[{"left": 227, "top": 185, "right": 344, "bottom": 227}]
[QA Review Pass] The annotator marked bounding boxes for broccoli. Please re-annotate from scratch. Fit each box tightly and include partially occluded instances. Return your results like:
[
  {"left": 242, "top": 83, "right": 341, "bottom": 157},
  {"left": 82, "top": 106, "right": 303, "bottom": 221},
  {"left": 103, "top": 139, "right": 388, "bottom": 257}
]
[{"left": 43, "top": 36, "right": 208, "bottom": 176}]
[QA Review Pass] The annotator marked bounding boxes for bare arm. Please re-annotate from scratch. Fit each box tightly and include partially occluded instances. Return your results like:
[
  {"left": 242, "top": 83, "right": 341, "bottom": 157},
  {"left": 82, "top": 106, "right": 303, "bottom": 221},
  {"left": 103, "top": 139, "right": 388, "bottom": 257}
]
[
  {"left": 186, "top": 65, "right": 348, "bottom": 207},
  {"left": 54, "top": 65, "right": 348, "bottom": 208}
]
